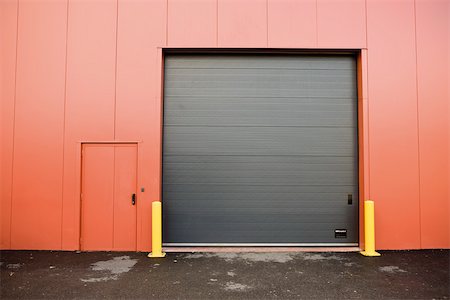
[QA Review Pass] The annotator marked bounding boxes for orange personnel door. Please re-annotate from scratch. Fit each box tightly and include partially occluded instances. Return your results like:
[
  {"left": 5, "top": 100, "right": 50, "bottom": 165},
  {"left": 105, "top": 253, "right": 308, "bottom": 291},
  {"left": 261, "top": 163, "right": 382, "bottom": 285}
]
[{"left": 80, "top": 143, "right": 137, "bottom": 251}]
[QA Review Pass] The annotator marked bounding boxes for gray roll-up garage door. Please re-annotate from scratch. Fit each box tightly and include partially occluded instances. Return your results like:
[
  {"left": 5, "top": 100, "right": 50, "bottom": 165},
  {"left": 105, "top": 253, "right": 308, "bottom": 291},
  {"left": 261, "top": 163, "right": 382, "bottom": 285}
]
[{"left": 162, "top": 54, "right": 358, "bottom": 246}]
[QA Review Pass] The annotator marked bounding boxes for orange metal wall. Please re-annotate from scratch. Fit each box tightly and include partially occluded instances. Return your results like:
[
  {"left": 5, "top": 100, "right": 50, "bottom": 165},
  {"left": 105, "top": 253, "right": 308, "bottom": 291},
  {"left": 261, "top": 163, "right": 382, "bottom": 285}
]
[{"left": 1, "top": 0, "right": 448, "bottom": 251}]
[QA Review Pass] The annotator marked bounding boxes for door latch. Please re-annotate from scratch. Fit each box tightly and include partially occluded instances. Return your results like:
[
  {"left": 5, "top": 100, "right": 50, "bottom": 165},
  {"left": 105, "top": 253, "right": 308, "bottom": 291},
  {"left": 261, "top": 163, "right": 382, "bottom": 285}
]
[{"left": 131, "top": 193, "right": 136, "bottom": 205}]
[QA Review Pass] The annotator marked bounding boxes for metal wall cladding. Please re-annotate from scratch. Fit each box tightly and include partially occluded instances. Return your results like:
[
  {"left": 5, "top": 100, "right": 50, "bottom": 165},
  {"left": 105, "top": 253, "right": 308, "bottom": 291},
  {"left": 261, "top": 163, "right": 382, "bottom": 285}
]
[
  {"left": 162, "top": 54, "right": 359, "bottom": 245},
  {"left": 2, "top": 1, "right": 448, "bottom": 251}
]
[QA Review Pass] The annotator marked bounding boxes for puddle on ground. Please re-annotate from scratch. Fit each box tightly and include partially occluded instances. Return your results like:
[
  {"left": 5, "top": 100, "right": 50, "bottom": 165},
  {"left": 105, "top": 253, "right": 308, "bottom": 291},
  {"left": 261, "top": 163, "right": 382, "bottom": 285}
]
[
  {"left": 81, "top": 256, "right": 138, "bottom": 283},
  {"left": 184, "top": 252, "right": 296, "bottom": 263},
  {"left": 224, "top": 281, "right": 252, "bottom": 291},
  {"left": 299, "top": 253, "right": 347, "bottom": 261},
  {"left": 6, "top": 263, "right": 22, "bottom": 269},
  {"left": 184, "top": 252, "right": 347, "bottom": 263},
  {"left": 379, "top": 266, "right": 407, "bottom": 273}
]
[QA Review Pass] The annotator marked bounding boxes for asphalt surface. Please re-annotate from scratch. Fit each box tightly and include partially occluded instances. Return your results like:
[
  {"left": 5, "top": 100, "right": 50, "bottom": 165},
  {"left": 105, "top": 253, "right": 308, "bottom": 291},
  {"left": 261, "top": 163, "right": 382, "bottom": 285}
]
[{"left": 1, "top": 250, "right": 449, "bottom": 299}]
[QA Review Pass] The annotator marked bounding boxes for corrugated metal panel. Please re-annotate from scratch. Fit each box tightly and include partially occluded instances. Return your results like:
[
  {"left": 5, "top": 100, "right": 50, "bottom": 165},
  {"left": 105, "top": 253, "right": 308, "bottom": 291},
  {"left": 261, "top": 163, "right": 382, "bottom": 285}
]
[{"left": 163, "top": 54, "right": 358, "bottom": 244}]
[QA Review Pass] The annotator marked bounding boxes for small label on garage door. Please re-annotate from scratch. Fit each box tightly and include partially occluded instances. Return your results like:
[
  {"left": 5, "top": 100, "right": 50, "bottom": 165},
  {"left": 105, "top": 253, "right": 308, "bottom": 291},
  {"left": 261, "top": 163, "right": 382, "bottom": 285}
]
[{"left": 335, "top": 229, "right": 347, "bottom": 239}]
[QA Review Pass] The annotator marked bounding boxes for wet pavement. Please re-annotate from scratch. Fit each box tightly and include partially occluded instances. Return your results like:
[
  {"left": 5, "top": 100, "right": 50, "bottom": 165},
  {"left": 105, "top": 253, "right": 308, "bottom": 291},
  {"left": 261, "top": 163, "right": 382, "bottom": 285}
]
[{"left": 1, "top": 250, "right": 449, "bottom": 299}]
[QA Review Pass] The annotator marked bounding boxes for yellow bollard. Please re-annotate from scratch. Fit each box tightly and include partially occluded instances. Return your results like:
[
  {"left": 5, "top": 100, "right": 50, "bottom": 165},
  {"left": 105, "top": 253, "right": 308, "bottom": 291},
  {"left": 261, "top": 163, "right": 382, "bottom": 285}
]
[
  {"left": 148, "top": 201, "right": 166, "bottom": 258},
  {"left": 360, "top": 200, "right": 381, "bottom": 257}
]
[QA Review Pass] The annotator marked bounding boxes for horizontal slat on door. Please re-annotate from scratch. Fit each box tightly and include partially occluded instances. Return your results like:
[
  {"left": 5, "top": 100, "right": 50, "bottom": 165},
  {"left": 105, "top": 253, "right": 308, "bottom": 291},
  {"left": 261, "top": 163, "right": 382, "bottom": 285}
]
[
  {"left": 164, "top": 97, "right": 356, "bottom": 127},
  {"left": 165, "top": 55, "right": 355, "bottom": 70},
  {"left": 164, "top": 127, "right": 355, "bottom": 156}
]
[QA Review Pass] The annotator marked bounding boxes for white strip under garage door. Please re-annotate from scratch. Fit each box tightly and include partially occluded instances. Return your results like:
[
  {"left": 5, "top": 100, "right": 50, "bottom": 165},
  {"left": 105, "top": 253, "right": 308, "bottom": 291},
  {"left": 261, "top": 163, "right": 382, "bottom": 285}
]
[{"left": 162, "top": 54, "right": 359, "bottom": 246}]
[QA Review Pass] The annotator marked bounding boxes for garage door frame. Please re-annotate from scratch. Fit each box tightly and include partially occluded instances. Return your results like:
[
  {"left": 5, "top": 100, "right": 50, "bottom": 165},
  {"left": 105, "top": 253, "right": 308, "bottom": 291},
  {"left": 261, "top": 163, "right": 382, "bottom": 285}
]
[{"left": 157, "top": 48, "right": 369, "bottom": 249}]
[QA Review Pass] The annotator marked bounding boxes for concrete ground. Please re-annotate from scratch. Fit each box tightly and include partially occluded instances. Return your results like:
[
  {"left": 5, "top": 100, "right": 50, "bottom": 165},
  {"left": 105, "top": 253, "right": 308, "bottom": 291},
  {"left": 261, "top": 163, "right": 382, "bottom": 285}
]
[{"left": 0, "top": 250, "right": 448, "bottom": 299}]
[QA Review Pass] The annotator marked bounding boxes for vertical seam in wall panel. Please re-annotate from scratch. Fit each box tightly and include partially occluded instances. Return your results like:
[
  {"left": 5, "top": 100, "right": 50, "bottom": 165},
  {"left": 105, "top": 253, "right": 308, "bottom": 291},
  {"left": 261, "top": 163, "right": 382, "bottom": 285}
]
[
  {"left": 9, "top": 0, "right": 20, "bottom": 248},
  {"left": 315, "top": 0, "right": 318, "bottom": 47},
  {"left": 216, "top": 0, "right": 218, "bottom": 47},
  {"left": 113, "top": 1, "right": 119, "bottom": 247},
  {"left": 364, "top": 0, "right": 368, "bottom": 49},
  {"left": 60, "top": 0, "right": 70, "bottom": 250},
  {"left": 365, "top": 59, "right": 371, "bottom": 199},
  {"left": 114, "top": 0, "right": 119, "bottom": 140},
  {"left": 77, "top": 143, "right": 85, "bottom": 250},
  {"left": 135, "top": 145, "right": 138, "bottom": 250},
  {"left": 112, "top": 146, "right": 116, "bottom": 249},
  {"left": 266, "top": 0, "right": 268, "bottom": 47},
  {"left": 364, "top": 0, "right": 370, "bottom": 197},
  {"left": 413, "top": 0, "right": 422, "bottom": 248},
  {"left": 113, "top": 1, "right": 120, "bottom": 248},
  {"left": 166, "top": 0, "right": 168, "bottom": 46}
]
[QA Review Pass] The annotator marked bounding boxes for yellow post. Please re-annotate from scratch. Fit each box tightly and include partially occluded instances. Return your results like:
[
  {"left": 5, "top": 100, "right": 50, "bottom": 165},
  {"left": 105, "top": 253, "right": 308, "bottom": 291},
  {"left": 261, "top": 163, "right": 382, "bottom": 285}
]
[
  {"left": 148, "top": 201, "right": 166, "bottom": 258},
  {"left": 360, "top": 200, "right": 381, "bottom": 256}
]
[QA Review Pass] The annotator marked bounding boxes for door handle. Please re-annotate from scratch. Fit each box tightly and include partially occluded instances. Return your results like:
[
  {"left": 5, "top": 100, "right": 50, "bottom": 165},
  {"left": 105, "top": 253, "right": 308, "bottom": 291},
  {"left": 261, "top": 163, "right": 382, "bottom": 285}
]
[{"left": 131, "top": 193, "right": 136, "bottom": 205}]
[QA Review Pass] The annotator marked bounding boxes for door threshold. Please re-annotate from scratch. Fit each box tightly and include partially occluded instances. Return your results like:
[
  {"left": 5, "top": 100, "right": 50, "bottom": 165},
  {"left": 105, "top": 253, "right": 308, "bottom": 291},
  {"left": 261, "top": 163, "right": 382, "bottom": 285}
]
[{"left": 163, "top": 246, "right": 361, "bottom": 253}]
